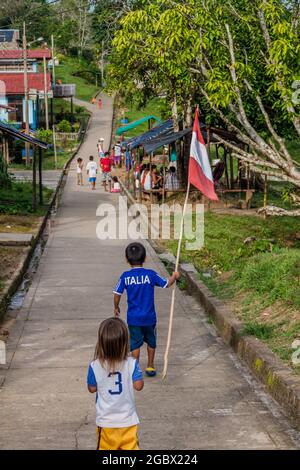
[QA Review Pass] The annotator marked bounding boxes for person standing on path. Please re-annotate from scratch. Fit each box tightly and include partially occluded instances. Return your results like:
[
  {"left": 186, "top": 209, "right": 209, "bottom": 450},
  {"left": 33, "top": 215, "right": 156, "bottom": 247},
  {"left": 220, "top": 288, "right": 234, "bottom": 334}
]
[
  {"left": 114, "top": 140, "right": 122, "bottom": 168},
  {"left": 113, "top": 242, "right": 180, "bottom": 377},
  {"left": 98, "top": 98, "right": 103, "bottom": 109},
  {"left": 97, "top": 138, "right": 105, "bottom": 160},
  {"left": 86, "top": 155, "right": 98, "bottom": 190},
  {"left": 76, "top": 157, "right": 84, "bottom": 186},
  {"left": 100, "top": 151, "right": 113, "bottom": 191},
  {"left": 87, "top": 318, "right": 144, "bottom": 451}
]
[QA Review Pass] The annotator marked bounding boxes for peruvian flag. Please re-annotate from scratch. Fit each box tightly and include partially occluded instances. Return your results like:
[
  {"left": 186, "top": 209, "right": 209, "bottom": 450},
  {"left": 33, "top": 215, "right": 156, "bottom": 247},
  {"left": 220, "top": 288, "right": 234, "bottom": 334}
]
[{"left": 188, "top": 109, "right": 218, "bottom": 201}]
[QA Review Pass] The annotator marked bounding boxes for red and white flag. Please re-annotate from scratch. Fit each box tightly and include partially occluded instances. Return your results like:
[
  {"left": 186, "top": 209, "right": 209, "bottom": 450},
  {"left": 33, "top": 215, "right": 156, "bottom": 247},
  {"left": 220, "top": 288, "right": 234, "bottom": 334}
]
[{"left": 188, "top": 109, "right": 218, "bottom": 201}]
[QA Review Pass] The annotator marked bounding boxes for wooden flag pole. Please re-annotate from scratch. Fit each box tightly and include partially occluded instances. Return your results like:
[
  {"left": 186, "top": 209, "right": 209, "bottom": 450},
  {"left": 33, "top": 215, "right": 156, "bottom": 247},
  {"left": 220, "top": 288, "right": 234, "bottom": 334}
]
[{"left": 162, "top": 181, "right": 191, "bottom": 380}]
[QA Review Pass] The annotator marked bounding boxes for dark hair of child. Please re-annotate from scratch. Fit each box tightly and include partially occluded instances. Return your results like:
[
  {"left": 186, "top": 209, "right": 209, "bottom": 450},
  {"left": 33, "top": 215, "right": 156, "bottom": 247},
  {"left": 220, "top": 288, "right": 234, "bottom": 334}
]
[
  {"left": 77, "top": 157, "right": 82, "bottom": 163},
  {"left": 104, "top": 151, "right": 110, "bottom": 157},
  {"left": 94, "top": 318, "right": 129, "bottom": 373},
  {"left": 89, "top": 155, "right": 94, "bottom": 161},
  {"left": 125, "top": 242, "right": 146, "bottom": 266},
  {"left": 112, "top": 176, "right": 118, "bottom": 183}
]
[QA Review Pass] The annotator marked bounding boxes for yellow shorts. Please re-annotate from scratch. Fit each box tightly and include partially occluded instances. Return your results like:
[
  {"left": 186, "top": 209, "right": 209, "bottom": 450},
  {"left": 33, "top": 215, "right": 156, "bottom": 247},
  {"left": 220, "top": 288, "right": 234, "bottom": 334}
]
[{"left": 96, "top": 425, "right": 139, "bottom": 450}]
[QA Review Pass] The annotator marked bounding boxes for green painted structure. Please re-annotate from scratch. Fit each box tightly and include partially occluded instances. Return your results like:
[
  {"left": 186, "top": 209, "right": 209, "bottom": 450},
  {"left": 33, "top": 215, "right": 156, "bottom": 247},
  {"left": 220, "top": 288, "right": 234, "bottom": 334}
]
[{"left": 116, "top": 115, "right": 161, "bottom": 136}]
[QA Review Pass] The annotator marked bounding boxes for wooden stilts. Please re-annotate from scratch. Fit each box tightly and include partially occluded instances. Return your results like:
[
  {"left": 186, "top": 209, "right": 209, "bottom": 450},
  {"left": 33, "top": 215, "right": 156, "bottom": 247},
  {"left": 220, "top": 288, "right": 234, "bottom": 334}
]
[
  {"left": 150, "top": 152, "right": 153, "bottom": 204},
  {"left": 162, "top": 146, "right": 166, "bottom": 204},
  {"left": 207, "top": 126, "right": 211, "bottom": 162},
  {"left": 247, "top": 163, "right": 250, "bottom": 190},
  {"left": 32, "top": 147, "right": 37, "bottom": 212},
  {"left": 215, "top": 143, "right": 219, "bottom": 161},
  {"left": 263, "top": 174, "right": 268, "bottom": 220},
  {"left": 38, "top": 147, "right": 43, "bottom": 205},
  {"left": 138, "top": 149, "right": 142, "bottom": 203},
  {"left": 5, "top": 138, "right": 9, "bottom": 164},
  {"left": 229, "top": 152, "right": 234, "bottom": 189},
  {"left": 224, "top": 148, "right": 229, "bottom": 189},
  {"left": 52, "top": 125, "right": 57, "bottom": 169},
  {"left": 2, "top": 137, "right": 6, "bottom": 164}
]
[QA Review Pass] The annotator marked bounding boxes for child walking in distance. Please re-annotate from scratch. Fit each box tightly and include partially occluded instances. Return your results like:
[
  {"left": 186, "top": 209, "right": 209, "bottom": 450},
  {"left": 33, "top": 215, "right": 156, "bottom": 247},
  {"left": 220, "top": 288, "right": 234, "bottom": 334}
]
[
  {"left": 101, "top": 151, "right": 112, "bottom": 191},
  {"left": 76, "top": 157, "right": 83, "bottom": 186},
  {"left": 111, "top": 176, "right": 121, "bottom": 193},
  {"left": 86, "top": 155, "right": 98, "bottom": 190},
  {"left": 87, "top": 318, "right": 144, "bottom": 451},
  {"left": 113, "top": 242, "right": 180, "bottom": 377}
]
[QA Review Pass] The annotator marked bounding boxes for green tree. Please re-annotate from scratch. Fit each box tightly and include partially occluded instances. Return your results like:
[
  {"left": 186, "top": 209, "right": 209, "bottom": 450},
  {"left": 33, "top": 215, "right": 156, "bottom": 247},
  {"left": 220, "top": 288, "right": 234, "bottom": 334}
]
[
  {"left": 109, "top": 1, "right": 200, "bottom": 130},
  {"left": 0, "top": 0, "right": 54, "bottom": 43},
  {"left": 189, "top": 0, "right": 300, "bottom": 190},
  {"left": 109, "top": 0, "right": 300, "bottom": 195}
]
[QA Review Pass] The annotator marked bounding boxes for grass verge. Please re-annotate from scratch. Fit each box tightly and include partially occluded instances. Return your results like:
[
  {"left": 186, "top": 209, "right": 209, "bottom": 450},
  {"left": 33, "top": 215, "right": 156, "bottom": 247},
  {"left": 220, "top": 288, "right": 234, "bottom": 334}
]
[
  {"left": 0, "top": 182, "right": 53, "bottom": 215},
  {"left": 162, "top": 210, "right": 300, "bottom": 371},
  {"left": 117, "top": 98, "right": 166, "bottom": 139},
  {"left": 0, "top": 246, "right": 27, "bottom": 294},
  {"left": 56, "top": 56, "right": 100, "bottom": 101}
]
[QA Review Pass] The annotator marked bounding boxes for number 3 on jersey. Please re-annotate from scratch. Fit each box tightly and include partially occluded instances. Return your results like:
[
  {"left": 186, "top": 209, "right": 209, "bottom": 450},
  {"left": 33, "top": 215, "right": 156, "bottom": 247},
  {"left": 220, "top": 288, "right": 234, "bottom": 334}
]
[{"left": 108, "top": 372, "right": 123, "bottom": 395}]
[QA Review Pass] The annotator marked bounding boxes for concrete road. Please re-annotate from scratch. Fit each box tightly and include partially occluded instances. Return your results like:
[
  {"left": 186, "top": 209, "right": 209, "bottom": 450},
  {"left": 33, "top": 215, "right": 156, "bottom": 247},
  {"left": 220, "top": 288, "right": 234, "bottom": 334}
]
[
  {"left": 12, "top": 170, "right": 62, "bottom": 191},
  {"left": 0, "top": 94, "right": 299, "bottom": 449}
]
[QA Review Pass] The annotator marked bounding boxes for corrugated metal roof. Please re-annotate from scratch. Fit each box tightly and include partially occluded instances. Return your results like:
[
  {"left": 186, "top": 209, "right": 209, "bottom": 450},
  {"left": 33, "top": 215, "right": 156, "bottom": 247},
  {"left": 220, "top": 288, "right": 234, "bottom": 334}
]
[
  {"left": 144, "top": 127, "right": 192, "bottom": 154},
  {"left": 0, "top": 121, "right": 49, "bottom": 149},
  {"left": 0, "top": 72, "right": 51, "bottom": 94},
  {"left": 127, "top": 119, "right": 174, "bottom": 150},
  {"left": 0, "top": 49, "right": 51, "bottom": 60}
]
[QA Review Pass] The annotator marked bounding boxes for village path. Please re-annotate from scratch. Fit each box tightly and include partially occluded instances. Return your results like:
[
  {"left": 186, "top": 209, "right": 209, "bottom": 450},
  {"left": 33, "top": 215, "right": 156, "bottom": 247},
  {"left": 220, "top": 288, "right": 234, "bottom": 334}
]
[{"left": 0, "top": 94, "right": 299, "bottom": 449}]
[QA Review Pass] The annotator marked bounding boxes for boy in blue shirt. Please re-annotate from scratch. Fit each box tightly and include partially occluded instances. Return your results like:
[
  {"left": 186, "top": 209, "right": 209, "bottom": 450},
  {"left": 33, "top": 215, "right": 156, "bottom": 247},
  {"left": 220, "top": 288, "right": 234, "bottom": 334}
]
[{"left": 113, "top": 242, "right": 179, "bottom": 377}]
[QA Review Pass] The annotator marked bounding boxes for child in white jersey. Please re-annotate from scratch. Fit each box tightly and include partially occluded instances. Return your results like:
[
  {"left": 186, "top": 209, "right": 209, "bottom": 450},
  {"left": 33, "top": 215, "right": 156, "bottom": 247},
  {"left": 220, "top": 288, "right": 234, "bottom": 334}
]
[
  {"left": 86, "top": 155, "right": 98, "bottom": 190},
  {"left": 87, "top": 318, "right": 144, "bottom": 450},
  {"left": 76, "top": 157, "right": 83, "bottom": 186}
]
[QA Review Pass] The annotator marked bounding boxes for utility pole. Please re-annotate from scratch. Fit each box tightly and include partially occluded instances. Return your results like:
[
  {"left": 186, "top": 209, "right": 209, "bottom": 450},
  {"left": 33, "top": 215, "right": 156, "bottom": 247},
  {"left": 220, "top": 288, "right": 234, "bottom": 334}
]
[
  {"left": 101, "top": 40, "right": 104, "bottom": 88},
  {"left": 51, "top": 34, "right": 55, "bottom": 84},
  {"left": 52, "top": 124, "right": 57, "bottom": 169},
  {"left": 23, "top": 22, "right": 30, "bottom": 166},
  {"left": 32, "top": 147, "right": 37, "bottom": 211},
  {"left": 43, "top": 56, "right": 49, "bottom": 130},
  {"left": 36, "top": 92, "right": 40, "bottom": 129}
]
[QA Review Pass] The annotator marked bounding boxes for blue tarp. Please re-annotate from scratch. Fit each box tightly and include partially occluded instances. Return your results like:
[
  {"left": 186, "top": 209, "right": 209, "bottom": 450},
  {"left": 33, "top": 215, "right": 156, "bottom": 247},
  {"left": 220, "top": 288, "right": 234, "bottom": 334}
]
[
  {"left": 0, "top": 121, "right": 49, "bottom": 149},
  {"left": 126, "top": 119, "right": 174, "bottom": 151},
  {"left": 144, "top": 127, "right": 192, "bottom": 154}
]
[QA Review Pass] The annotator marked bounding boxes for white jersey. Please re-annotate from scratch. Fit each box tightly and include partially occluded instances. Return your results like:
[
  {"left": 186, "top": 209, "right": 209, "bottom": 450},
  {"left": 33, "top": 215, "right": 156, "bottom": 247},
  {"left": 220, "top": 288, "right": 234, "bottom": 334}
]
[
  {"left": 88, "top": 357, "right": 141, "bottom": 428},
  {"left": 114, "top": 144, "right": 122, "bottom": 157},
  {"left": 86, "top": 161, "right": 98, "bottom": 178}
]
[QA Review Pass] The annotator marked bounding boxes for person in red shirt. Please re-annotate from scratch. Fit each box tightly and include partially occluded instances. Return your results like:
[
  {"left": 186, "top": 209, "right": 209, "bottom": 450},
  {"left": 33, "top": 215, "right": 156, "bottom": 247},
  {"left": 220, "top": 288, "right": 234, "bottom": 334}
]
[{"left": 101, "top": 152, "right": 112, "bottom": 191}]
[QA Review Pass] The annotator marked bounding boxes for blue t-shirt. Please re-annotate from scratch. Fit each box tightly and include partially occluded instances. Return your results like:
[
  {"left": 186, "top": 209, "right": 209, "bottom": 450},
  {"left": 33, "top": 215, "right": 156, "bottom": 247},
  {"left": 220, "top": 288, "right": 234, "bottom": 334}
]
[{"left": 113, "top": 267, "right": 168, "bottom": 326}]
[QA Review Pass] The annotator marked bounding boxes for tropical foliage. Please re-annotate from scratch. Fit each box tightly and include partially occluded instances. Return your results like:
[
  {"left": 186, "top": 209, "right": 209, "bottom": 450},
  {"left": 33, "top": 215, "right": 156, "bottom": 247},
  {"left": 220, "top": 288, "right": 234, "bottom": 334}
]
[
  {"left": 0, "top": 154, "right": 10, "bottom": 188},
  {"left": 109, "top": 0, "right": 300, "bottom": 191}
]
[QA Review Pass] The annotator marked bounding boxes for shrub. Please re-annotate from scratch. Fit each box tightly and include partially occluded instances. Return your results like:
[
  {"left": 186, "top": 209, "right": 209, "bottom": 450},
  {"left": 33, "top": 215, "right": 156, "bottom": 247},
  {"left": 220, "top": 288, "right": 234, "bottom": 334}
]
[
  {"left": 75, "top": 106, "right": 85, "bottom": 114},
  {"left": 0, "top": 154, "right": 11, "bottom": 188},
  {"left": 241, "top": 322, "right": 275, "bottom": 340},
  {"left": 36, "top": 128, "right": 53, "bottom": 144},
  {"left": 57, "top": 119, "right": 72, "bottom": 133},
  {"left": 72, "top": 122, "right": 80, "bottom": 132}
]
